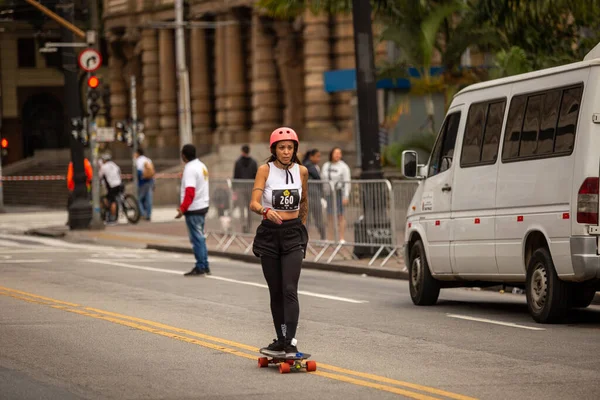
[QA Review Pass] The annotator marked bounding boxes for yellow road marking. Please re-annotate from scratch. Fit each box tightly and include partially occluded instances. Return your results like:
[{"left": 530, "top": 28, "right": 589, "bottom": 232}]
[
  {"left": 314, "top": 371, "right": 441, "bottom": 400},
  {"left": 85, "top": 307, "right": 475, "bottom": 400},
  {"left": 0, "top": 286, "right": 79, "bottom": 307},
  {"left": 0, "top": 286, "right": 477, "bottom": 400},
  {"left": 84, "top": 307, "right": 259, "bottom": 352}
]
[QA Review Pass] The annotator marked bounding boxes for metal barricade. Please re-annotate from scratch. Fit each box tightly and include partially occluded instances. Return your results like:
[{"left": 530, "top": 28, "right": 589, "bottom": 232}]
[
  {"left": 321, "top": 180, "right": 397, "bottom": 267},
  {"left": 391, "top": 180, "right": 420, "bottom": 246},
  {"left": 200, "top": 178, "right": 418, "bottom": 269}
]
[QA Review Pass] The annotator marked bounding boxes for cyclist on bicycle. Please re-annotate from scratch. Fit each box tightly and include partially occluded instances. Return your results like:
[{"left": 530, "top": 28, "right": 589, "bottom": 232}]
[{"left": 99, "top": 152, "right": 124, "bottom": 225}]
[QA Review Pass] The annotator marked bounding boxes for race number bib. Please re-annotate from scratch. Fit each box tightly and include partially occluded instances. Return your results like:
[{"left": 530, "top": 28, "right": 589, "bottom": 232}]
[{"left": 272, "top": 189, "right": 300, "bottom": 211}]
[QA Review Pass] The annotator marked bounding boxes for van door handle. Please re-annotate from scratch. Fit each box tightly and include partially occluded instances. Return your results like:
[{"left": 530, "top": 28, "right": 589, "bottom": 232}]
[{"left": 442, "top": 185, "right": 452, "bottom": 192}]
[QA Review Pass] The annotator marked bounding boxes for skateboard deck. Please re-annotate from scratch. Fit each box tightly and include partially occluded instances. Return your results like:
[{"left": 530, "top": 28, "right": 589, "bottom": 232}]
[{"left": 258, "top": 350, "right": 317, "bottom": 373}]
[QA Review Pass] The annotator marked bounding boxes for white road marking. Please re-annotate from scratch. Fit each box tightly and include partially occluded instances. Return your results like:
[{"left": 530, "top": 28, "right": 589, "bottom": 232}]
[
  {"left": 0, "top": 239, "right": 28, "bottom": 247},
  {"left": 446, "top": 313, "right": 546, "bottom": 331},
  {"left": 0, "top": 259, "right": 51, "bottom": 264},
  {"left": 86, "top": 259, "right": 369, "bottom": 304}
]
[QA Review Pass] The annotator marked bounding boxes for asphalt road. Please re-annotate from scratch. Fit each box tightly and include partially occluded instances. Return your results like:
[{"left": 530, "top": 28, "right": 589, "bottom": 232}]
[{"left": 0, "top": 233, "right": 599, "bottom": 400}]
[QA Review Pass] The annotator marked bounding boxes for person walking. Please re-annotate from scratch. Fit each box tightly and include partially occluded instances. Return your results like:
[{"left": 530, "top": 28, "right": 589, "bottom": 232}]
[
  {"left": 177, "top": 144, "right": 211, "bottom": 277},
  {"left": 250, "top": 127, "right": 309, "bottom": 357},
  {"left": 302, "top": 149, "right": 326, "bottom": 240},
  {"left": 321, "top": 147, "right": 351, "bottom": 242},
  {"left": 233, "top": 144, "right": 258, "bottom": 233},
  {"left": 134, "top": 148, "right": 155, "bottom": 221}
]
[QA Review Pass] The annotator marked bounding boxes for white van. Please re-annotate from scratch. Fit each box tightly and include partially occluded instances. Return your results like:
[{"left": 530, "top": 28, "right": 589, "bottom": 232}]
[{"left": 402, "top": 46, "right": 600, "bottom": 323}]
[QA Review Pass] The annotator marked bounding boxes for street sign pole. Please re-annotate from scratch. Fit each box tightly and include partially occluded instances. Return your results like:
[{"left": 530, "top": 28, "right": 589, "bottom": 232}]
[{"left": 130, "top": 75, "right": 139, "bottom": 201}]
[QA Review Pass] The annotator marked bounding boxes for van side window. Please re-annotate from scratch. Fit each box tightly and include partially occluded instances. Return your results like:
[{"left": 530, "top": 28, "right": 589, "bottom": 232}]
[
  {"left": 481, "top": 101, "right": 505, "bottom": 162},
  {"left": 501, "top": 84, "right": 583, "bottom": 162},
  {"left": 502, "top": 95, "right": 526, "bottom": 160},
  {"left": 555, "top": 86, "right": 583, "bottom": 153},
  {"left": 428, "top": 112, "right": 461, "bottom": 177},
  {"left": 460, "top": 99, "right": 506, "bottom": 167}
]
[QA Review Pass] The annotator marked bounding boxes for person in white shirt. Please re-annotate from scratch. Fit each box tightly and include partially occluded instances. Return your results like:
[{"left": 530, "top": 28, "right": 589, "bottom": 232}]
[
  {"left": 176, "top": 144, "right": 211, "bottom": 276},
  {"left": 134, "top": 148, "right": 155, "bottom": 221},
  {"left": 99, "top": 152, "right": 123, "bottom": 224},
  {"left": 321, "top": 147, "right": 352, "bottom": 242}
]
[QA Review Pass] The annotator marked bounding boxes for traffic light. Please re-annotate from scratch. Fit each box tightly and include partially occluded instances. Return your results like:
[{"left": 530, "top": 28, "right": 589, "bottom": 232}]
[
  {"left": 1, "top": 138, "right": 8, "bottom": 159},
  {"left": 70, "top": 117, "right": 88, "bottom": 145},
  {"left": 87, "top": 74, "right": 101, "bottom": 119},
  {"left": 115, "top": 120, "right": 145, "bottom": 148}
]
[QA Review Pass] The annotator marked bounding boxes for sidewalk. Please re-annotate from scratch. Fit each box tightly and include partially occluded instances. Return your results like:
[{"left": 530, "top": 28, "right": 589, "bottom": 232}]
[{"left": 27, "top": 219, "right": 409, "bottom": 280}]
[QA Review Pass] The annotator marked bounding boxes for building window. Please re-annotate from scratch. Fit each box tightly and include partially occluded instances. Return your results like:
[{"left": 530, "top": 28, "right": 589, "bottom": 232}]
[{"left": 18, "top": 38, "right": 36, "bottom": 68}]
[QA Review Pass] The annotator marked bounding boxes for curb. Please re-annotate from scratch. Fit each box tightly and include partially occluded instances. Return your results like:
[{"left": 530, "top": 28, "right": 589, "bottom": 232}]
[
  {"left": 25, "top": 228, "right": 67, "bottom": 238},
  {"left": 146, "top": 244, "right": 409, "bottom": 280}
]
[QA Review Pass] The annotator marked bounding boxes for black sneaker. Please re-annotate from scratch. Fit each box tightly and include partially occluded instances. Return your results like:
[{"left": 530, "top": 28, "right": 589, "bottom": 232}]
[
  {"left": 184, "top": 267, "right": 205, "bottom": 277},
  {"left": 260, "top": 338, "right": 285, "bottom": 356},
  {"left": 284, "top": 339, "right": 300, "bottom": 357},
  {"left": 204, "top": 267, "right": 212, "bottom": 276}
]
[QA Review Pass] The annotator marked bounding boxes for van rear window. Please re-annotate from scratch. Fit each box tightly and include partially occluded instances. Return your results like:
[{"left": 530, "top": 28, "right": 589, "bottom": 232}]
[{"left": 501, "top": 84, "right": 583, "bottom": 162}]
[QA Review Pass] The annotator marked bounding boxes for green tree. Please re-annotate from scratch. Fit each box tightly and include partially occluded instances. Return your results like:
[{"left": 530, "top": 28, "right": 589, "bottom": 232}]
[{"left": 474, "top": 0, "right": 600, "bottom": 75}]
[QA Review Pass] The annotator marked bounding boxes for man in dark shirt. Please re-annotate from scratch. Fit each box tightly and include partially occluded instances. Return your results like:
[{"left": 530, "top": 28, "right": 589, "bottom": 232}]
[{"left": 233, "top": 145, "right": 258, "bottom": 233}]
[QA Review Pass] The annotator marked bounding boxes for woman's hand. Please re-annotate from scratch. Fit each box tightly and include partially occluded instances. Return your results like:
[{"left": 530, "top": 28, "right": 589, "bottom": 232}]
[
  {"left": 342, "top": 198, "right": 349, "bottom": 206},
  {"left": 266, "top": 208, "right": 283, "bottom": 224}
]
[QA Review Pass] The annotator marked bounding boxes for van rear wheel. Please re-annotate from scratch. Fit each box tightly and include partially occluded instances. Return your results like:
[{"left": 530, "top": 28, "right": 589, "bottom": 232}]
[
  {"left": 526, "top": 248, "right": 569, "bottom": 323},
  {"left": 409, "top": 240, "right": 440, "bottom": 306}
]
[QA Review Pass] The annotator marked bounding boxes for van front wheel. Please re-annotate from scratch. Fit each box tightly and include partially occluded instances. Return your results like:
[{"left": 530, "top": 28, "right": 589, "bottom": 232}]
[
  {"left": 409, "top": 240, "right": 440, "bottom": 306},
  {"left": 526, "top": 248, "right": 569, "bottom": 323}
]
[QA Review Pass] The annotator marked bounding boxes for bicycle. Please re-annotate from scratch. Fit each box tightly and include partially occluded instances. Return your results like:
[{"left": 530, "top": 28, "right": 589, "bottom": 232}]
[{"left": 101, "top": 192, "right": 141, "bottom": 224}]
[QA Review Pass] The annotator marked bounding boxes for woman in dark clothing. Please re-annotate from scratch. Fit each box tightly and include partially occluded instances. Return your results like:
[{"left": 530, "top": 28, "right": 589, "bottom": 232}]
[{"left": 302, "top": 149, "right": 326, "bottom": 240}]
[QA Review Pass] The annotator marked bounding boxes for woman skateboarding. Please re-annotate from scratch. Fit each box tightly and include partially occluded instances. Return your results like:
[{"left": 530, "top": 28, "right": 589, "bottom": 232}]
[{"left": 250, "top": 127, "right": 309, "bottom": 358}]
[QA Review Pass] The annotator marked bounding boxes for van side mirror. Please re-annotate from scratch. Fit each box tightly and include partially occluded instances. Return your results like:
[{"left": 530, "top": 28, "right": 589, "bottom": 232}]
[{"left": 402, "top": 150, "right": 424, "bottom": 179}]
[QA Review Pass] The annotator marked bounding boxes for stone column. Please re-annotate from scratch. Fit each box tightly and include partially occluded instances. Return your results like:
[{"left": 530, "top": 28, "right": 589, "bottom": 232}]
[
  {"left": 273, "top": 20, "right": 304, "bottom": 130},
  {"left": 158, "top": 29, "right": 178, "bottom": 153},
  {"left": 214, "top": 14, "right": 227, "bottom": 143},
  {"left": 250, "top": 13, "right": 281, "bottom": 143},
  {"left": 224, "top": 11, "right": 248, "bottom": 144},
  {"left": 106, "top": 35, "right": 127, "bottom": 124},
  {"left": 190, "top": 25, "right": 213, "bottom": 149},
  {"left": 303, "top": 11, "right": 336, "bottom": 139},
  {"left": 332, "top": 14, "right": 355, "bottom": 137},
  {"left": 141, "top": 29, "right": 160, "bottom": 149}
]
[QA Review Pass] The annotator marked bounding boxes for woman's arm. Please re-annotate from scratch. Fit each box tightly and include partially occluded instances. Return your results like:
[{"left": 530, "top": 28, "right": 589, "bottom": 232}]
[
  {"left": 250, "top": 164, "right": 283, "bottom": 224},
  {"left": 342, "top": 162, "right": 352, "bottom": 199},
  {"left": 299, "top": 166, "right": 309, "bottom": 225},
  {"left": 250, "top": 164, "right": 269, "bottom": 215}
]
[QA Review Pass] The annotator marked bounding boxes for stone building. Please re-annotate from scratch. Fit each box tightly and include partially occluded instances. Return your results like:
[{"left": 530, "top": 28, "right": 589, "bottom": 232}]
[{"left": 103, "top": 0, "right": 388, "bottom": 161}]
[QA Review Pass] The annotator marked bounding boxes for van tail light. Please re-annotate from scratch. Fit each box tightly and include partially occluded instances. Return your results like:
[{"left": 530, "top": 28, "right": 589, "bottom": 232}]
[{"left": 577, "top": 177, "right": 599, "bottom": 224}]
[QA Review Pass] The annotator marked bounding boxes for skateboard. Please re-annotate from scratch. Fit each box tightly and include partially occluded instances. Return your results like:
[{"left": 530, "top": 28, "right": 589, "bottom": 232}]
[{"left": 258, "top": 350, "right": 317, "bottom": 374}]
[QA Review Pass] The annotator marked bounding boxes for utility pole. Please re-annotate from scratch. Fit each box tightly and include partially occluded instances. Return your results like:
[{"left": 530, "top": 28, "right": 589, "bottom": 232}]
[
  {"left": 175, "top": 0, "right": 193, "bottom": 149},
  {"left": 351, "top": 0, "right": 388, "bottom": 258},
  {"left": 58, "top": 0, "right": 91, "bottom": 229},
  {"left": 352, "top": 0, "right": 382, "bottom": 180}
]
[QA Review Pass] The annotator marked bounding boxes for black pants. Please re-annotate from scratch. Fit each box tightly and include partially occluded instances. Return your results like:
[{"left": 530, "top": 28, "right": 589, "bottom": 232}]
[{"left": 253, "top": 218, "right": 308, "bottom": 341}]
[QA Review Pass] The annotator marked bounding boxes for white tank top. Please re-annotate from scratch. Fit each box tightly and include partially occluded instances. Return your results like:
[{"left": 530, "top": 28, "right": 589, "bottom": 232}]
[{"left": 262, "top": 162, "right": 302, "bottom": 212}]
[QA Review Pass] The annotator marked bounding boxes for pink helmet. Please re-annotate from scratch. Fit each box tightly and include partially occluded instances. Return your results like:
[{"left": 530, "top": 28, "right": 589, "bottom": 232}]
[{"left": 270, "top": 127, "right": 299, "bottom": 147}]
